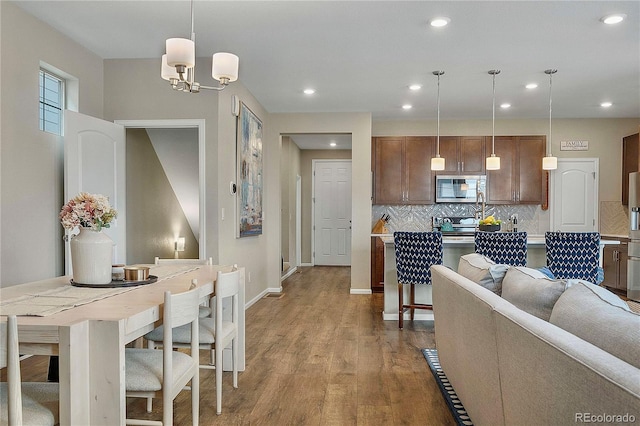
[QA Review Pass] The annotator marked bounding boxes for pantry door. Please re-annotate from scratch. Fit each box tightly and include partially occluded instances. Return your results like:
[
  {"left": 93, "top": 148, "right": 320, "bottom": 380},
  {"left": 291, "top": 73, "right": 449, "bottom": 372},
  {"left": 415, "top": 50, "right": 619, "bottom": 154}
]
[
  {"left": 64, "top": 111, "right": 126, "bottom": 274},
  {"left": 551, "top": 158, "right": 598, "bottom": 232},
  {"left": 313, "top": 160, "right": 352, "bottom": 265}
]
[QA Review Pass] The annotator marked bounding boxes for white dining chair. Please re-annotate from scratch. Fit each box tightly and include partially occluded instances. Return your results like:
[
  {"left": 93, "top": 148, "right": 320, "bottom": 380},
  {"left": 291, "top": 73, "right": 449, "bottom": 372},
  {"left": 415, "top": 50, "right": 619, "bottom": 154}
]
[
  {"left": 125, "top": 284, "right": 201, "bottom": 426},
  {"left": 155, "top": 257, "right": 214, "bottom": 318},
  {"left": 145, "top": 267, "right": 240, "bottom": 415},
  {"left": 1, "top": 316, "right": 59, "bottom": 426}
]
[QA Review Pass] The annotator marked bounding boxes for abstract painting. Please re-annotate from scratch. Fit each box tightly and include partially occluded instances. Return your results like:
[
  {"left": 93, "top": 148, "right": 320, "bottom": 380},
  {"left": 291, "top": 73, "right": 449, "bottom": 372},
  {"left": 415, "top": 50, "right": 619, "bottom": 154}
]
[{"left": 237, "top": 102, "right": 263, "bottom": 237}]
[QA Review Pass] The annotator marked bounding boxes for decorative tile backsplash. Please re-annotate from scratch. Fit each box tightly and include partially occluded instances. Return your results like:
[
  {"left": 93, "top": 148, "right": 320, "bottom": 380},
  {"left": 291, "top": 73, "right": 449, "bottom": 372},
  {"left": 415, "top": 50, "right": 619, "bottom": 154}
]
[
  {"left": 599, "top": 201, "right": 629, "bottom": 236},
  {"left": 372, "top": 204, "right": 548, "bottom": 235}
]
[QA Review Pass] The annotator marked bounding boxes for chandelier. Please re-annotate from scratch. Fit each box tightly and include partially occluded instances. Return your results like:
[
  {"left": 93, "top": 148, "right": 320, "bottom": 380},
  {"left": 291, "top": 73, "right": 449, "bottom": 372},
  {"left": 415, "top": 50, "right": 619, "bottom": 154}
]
[{"left": 161, "top": 0, "right": 239, "bottom": 93}]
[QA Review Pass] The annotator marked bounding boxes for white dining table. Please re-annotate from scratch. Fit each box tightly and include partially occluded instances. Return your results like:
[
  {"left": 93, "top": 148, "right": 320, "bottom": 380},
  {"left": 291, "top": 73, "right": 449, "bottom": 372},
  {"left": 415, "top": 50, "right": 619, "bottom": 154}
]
[{"left": 0, "top": 264, "right": 245, "bottom": 425}]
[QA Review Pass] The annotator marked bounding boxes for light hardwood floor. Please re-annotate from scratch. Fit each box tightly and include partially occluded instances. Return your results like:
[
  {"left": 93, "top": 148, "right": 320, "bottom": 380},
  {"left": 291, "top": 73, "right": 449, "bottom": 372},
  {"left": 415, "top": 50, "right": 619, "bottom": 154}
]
[{"left": 17, "top": 266, "right": 455, "bottom": 425}]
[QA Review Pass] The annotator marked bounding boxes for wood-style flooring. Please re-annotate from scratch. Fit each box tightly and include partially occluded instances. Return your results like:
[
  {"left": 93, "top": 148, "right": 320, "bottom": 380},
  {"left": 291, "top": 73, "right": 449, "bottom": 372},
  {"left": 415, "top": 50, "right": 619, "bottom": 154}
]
[{"left": 17, "top": 266, "right": 455, "bottom": 425}]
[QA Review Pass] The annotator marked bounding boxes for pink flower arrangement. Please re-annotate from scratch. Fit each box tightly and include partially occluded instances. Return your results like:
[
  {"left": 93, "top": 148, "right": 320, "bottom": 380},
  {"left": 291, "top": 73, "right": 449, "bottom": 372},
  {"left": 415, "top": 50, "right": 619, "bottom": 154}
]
[{"left": 59, "top": 192, "right": 117, "bottom": 231}]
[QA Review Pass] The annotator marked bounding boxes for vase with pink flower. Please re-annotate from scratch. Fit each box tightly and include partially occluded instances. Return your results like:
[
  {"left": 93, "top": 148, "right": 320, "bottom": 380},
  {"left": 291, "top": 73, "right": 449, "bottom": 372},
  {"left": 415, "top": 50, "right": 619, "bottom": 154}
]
[{"left": 60, "top": 192, "right": 117, "bottom": 284}]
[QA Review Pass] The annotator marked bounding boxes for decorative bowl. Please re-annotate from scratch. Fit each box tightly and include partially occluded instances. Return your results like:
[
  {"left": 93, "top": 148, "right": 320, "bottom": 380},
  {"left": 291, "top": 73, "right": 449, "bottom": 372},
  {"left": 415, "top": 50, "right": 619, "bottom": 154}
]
[
  {"left": 479, "top": 224, "right": 501, "bottom": 232},
  {"left": 124, "top": 266, "right": 150, "bottom": 281}
]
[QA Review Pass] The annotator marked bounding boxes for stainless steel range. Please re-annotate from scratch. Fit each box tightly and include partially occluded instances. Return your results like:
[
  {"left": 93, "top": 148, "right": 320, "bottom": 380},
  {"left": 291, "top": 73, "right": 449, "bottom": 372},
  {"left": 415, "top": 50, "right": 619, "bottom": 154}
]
[
  {"left": 628, "top": 172, "right": 640, "bottom": 301},
  {"left": 432, "top": 216, "right": 478, "bottom": 236}
]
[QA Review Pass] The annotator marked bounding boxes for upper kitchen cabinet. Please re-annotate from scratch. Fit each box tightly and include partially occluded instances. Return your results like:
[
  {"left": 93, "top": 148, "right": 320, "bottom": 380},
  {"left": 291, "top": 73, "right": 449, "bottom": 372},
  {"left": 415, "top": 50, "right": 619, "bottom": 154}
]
[
  {"left": 373, "top": 136, "right": 435, "bottom": 204},
  {"left": 437, "top": 136, "right": 485, "bottom": 175},
  {"left": 486, "top": 135, "right": 545, "bottom": 205},
  {"left": 622, "top": 133, "right": 639, "bottom": 206}
]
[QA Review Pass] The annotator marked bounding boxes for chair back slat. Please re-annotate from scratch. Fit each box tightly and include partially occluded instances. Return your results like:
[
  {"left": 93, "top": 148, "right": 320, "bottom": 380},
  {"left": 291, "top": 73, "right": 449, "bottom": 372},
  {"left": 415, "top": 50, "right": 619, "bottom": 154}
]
[
  {"left": 393, "top": 232, "right": 443, "bottom": 286},
  {"left": 545, "top": 232, "right": 600, "bottom": 282},
  {"left": 475, "top": 231, "right": 528, "bottom": 266},
  {"left": 166, "top": 284, "right": 201, "bottom": 329},
  {"left": 216, "top": 269, "right": 240, "bottom": 299}
]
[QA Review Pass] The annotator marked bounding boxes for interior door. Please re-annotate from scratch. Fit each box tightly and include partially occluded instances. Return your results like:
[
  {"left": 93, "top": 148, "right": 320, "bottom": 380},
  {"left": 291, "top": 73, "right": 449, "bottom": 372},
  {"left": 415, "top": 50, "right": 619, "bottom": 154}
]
[
  {"left": 551, "top": 159, "right": 598, "bottom": 232},
  {"left": 313, "top": 160, "right": 352, "bottom": 265},
  {"left": 64, "top": 111, "right": 126, "bottom": 274}
]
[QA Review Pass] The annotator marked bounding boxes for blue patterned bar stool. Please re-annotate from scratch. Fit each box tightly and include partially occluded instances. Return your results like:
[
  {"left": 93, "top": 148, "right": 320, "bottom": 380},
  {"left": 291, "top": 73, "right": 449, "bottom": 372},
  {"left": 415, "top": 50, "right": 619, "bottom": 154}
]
[
  {"left": 545, "top": 232, "right": 602, "bottom": 284},
  {"left": 475, "top": 231, "right": 528, "bottom": 266},
  {"left": 394, "top": 231, "right": 443, "bottom": 329}
]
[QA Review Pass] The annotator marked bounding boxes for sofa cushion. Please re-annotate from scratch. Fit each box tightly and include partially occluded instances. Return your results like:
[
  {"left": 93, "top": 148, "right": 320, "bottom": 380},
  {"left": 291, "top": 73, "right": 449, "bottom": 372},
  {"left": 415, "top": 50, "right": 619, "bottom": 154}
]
[
  {"left": 457, "top": 253, "right": 509, "bottom": 295},
  {"left": 501, "top": 266, "right": 570, "bottom": 321},
  {"left": 550, "top": 281, "right": 640, "bottom": 369}
]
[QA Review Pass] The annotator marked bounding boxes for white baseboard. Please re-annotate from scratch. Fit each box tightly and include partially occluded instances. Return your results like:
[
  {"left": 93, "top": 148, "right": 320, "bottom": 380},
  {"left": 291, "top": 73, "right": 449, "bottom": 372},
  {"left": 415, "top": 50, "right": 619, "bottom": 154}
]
[
  {"left": 245, "top": 286, "right": 283, "bottom": 309},
  {"left": 350, "top": 288, "right": 372, "bottom": 295},
  {"left": 382, "top": 311, "right": 435, "bottom": 321},
  {"left": 281, "top": 266, "right": 297, "bottom": 281},
  {"left": 300, "top": 262, "right": 313, "bottom": 267}
]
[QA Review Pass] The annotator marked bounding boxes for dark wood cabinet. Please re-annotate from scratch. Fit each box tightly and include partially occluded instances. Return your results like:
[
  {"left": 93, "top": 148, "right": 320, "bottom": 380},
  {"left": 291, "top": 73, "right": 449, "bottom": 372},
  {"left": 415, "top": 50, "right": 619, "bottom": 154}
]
[
  {"left": 622, "top": 133, "right": 639, "bottom": 206},
  {"left": 602, "top": 239, "right": 628, "bottom": 294},
  {"left": 373, "top": 136, "right": 435, "bottom": 204},
  {"left": 486, "top": 135, "right": 545, "bottom": 204},
  {"left": 437, "top": 136, "right": 485, "bottom": 175},
  {"left": 371, "top": 237, "right": 385, "bottom": 293}
]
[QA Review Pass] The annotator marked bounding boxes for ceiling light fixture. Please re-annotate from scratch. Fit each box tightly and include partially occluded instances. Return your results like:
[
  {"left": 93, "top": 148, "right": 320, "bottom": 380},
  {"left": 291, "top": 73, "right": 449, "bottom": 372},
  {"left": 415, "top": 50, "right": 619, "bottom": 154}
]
[
  {"left": 409, "top": 84, "right": 422, "bottom": 91},
  {"left": 601, "top": 14, "right": 626, "bottom": 24},
  {"left": 526, "top": 83, "right": 538, "bottom": 89},
  {"left": 161, "top": 0, "right": 238, "bottom": 93},
  {"left": 330, "top": 142, "right": 337, "bottom": 147},
  {"left": 500, "top": 103, "right": 511, "bottom": 109},
  {"left": 303, "top": 88, "right": 316, "bottom": 95},
  {"left": 542, "top": 69, "right": 558, "bottom": 170},
  {"left": 486, "top": 70, "right": 501, "bottom": 171},
  {"left": 601, "top": 102, "right": 613, "bottom": 108},
  {"left": 431, "top": 70, "right": 446, "bottom": 171},
  {"left": 430, "top": 17, "right": 451, "bottom": 28},
  {"left": 402, "top": 104, "right": 413, "bottom": 110}
]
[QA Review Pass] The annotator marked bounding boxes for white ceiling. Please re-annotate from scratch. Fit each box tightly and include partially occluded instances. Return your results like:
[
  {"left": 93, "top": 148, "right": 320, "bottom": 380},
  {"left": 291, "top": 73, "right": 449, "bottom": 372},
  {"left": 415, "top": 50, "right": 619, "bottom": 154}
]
[{"left": 13, "top": 0, "right": 640, "bottom": 148}]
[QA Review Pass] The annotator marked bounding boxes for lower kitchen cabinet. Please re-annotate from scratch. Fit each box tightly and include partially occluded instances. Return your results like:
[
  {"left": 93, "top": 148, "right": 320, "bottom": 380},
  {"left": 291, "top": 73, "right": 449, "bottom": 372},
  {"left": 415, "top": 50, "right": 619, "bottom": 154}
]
[
  {"left": 602, "top": 239, "right": 628, "bottom": 295},
  {"left": 371, "top": 237, "right": 385, "bottom": 293}
]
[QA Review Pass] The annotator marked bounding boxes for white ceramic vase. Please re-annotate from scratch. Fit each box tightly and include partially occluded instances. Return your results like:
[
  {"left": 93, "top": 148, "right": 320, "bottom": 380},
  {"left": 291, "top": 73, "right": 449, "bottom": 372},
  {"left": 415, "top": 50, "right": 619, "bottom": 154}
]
[{"left": 71, "top": 227, "right": 113, "bottom": 284}]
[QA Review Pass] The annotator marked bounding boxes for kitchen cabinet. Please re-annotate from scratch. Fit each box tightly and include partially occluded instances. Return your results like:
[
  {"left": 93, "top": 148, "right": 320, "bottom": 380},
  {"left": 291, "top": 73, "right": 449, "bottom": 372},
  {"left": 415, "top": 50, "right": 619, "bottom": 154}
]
[
  {"left": 372, "top": 136, "right": 435, "bottom": 204},
  {"left": 602, "top": 239, "right": 628, "bottom": 295},
  {"left": 486, "top": 135, "right": 545, "bottom": 204},
  {"left": 437, "top": 136, "right": 485, "bottom": 175},
  {"left": 622, "top": 133, "right": 639, "bottom": 206},
  {"left": 371, "top": 237, "right": 385, "bottom": 293}
]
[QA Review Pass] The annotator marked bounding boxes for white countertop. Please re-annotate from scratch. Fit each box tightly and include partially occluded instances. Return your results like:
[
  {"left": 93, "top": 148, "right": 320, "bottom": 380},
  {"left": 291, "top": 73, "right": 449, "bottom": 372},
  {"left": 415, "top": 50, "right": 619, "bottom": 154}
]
[{"left": 375, "top": 234, "right": 620, "bottom": 246}]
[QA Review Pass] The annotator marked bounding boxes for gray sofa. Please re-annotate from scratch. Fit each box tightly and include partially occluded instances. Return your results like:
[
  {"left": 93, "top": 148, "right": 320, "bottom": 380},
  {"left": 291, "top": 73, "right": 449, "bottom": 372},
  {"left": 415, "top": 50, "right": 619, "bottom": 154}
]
[{"left": 431, "top": 259, "right": 640, "bottom": 426}]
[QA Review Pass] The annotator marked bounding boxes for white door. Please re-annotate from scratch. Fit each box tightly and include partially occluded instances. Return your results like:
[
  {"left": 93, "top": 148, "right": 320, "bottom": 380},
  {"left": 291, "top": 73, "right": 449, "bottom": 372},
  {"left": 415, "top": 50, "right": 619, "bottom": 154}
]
[
  {"left": 551, "top": 158, "right": 598, "bottom": 232},
  {"left": 64, "top": 111, "right": 126, "bottom": 274},
  {"left": 313, "top": 160, "right": 352, "bottom": 265}
]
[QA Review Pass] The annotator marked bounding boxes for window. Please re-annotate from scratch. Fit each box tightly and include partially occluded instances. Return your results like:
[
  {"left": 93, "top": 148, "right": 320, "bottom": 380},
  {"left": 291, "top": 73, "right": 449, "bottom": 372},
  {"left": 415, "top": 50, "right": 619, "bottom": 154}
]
[{"left": 39, "top": 69, "right": 64, "bottom": 135}]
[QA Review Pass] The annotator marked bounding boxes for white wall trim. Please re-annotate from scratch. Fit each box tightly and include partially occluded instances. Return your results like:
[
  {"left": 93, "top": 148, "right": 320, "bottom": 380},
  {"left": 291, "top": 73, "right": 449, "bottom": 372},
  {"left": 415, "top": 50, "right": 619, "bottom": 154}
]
[
  {"left": 245, "top": 286, "right": 283, "bottom": 310},
  {"left": 281, "top": 266, "right": 297, "bottom": 281},
  {"left": 350, "top": 289, "right": 372, "bottom": 295}
]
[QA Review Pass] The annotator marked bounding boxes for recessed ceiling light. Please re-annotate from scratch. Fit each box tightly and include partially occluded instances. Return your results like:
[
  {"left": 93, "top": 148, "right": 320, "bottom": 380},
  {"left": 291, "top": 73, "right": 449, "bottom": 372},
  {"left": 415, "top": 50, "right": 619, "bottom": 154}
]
[
  {"left": 303, "top": 88, "right": 315, "bottom": 95},
  {"left": 525, "top": 83, "right": 538, "bottom": 89},
  {"left": 329, "top": 142, "right": 337, "bottom": 147},
  {"left": 500, "top": 103, "right": 511, "bottom": 109},
  {"left": 429, "top": 17, "right": 451, "bottom": 28},
  {"left": 601, "top": 14, "right": 626, "bottom": 25},
  {"left": 601, "top": 102, "right": 613, "bottom": 108},
  {"left": 402, "top": 104, "right": 412, "bottom": 110},
  {"left": 409, "top": 84, "right": 422, "bottom": 91}
]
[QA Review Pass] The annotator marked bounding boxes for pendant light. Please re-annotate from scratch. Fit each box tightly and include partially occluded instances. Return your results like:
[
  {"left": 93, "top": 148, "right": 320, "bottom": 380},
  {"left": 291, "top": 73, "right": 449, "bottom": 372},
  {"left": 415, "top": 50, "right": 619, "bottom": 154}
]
[
  {"left": 542, "top": 69, "right": 558, "bottom": 170},
  {"left": 486, "top": 70, "right": 501, "bottom": 170},
  {"left": 431, "top": 70, "right": 445, "bottom": 171}
]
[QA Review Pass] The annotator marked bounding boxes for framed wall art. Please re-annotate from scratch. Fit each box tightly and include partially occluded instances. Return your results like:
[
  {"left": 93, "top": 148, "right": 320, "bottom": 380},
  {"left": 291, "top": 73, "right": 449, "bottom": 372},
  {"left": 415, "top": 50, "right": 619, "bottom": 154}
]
[{"left": 237, "top": 102, "right": 263, "bottom": 237}]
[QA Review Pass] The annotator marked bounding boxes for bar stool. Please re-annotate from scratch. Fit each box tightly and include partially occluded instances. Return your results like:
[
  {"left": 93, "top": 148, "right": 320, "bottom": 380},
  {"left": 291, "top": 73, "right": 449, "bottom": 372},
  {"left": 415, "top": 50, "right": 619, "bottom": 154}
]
[
  {"left": 394, "top": 231, "right": 443, "bottom": 329},
  {"left": 475, "top": 231, "right": 528, "bottom": 266},
  {"left": 545, "top": 231, "right": 602, "bottom": 284}
]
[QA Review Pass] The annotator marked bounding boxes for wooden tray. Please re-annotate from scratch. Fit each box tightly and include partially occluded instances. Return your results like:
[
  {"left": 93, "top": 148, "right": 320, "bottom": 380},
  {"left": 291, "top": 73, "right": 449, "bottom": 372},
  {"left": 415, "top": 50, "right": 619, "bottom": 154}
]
[{"left": 71, "top": 275, "right": 158, "bottom": 288}]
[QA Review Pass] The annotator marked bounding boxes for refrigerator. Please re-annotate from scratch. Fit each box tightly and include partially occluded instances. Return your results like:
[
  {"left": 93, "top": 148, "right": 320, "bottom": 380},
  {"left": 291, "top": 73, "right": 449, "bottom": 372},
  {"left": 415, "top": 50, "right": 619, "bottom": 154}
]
[{"left": 628, "top": 172, "right": 640, "bottom": 301}]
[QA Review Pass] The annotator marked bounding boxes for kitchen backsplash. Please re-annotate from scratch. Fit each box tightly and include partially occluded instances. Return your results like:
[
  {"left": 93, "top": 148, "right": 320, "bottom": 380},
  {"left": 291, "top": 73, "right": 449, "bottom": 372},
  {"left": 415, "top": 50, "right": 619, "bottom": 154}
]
[
  {"left": 373, "top": 201, "right": 630, "bottom": 237},
  {"left": 372, "top": 204, "right": 548, "bottom": 235}
]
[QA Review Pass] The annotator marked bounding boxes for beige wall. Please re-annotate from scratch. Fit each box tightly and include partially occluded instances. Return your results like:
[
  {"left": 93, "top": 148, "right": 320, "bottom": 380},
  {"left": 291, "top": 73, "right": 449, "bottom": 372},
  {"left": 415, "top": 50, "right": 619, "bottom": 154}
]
[
  {"left": 300, "top": 150, "right": 352, "bottom": 264},
  {"left": 125, "top": 129, "right": 198, "bottom": 263},
  {"left": 268, "top": 113, "right": 372, "bottom": 292},
  {"left": 0, "top": 2, "right": 104, "bottom": 286},
  {"left": 280, "top": 136, "right": 301, "bottom": 268},
  {"left": 373, "top": 118, "right": 639, "bottom": 204}
]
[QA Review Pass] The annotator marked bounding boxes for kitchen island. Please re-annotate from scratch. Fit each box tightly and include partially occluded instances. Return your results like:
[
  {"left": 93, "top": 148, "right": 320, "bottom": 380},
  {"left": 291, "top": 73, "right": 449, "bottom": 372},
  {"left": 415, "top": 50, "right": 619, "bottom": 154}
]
[{"left": 375, "top": 234, "right": 619, "bottom": 321}]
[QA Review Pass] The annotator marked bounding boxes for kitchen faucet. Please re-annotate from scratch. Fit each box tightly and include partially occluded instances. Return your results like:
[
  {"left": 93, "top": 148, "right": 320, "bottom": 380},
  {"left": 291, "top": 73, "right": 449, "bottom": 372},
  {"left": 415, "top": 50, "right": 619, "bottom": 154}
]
[{"left": 475, "top": 191, "right": 486, "bottom": 222}]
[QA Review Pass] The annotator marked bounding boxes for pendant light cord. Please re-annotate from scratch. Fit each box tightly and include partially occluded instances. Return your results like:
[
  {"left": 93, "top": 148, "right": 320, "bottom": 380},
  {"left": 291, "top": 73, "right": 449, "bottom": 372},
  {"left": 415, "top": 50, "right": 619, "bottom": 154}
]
[
  {"left": 492, "top": 72, "right": 496, "bottom": 155},
  {"left": 436, "top": 73, "right": 441, "bottom": 157},
  {"left": 548, "top": 71, "right": 553, "bottom": 156}
]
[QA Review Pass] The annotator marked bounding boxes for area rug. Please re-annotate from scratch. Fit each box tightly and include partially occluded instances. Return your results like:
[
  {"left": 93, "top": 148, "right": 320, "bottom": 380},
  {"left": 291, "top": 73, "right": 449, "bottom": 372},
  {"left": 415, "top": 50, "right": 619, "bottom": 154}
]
[{"left": 422, "top": 349, "right": 474, "bottom": 426}]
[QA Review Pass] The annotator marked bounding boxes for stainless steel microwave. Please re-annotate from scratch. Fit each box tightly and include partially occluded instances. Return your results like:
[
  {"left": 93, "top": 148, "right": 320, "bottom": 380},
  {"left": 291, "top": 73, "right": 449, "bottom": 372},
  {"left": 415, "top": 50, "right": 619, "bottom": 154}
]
[{"left": 435, "top": 175, "right": 486, "bottom": 203}]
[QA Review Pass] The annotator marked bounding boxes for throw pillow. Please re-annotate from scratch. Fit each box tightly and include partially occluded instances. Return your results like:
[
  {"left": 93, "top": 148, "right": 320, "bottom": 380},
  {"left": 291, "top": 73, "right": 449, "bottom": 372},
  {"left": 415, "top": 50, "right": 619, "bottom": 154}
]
[
  {"left": 457, "top": 253, "right": 509, "bottom": 295},
  {"left": 550, "top": 281, "right": 639, "bottom": 369},
  {"left": 501, "top": 266, "right": 570, "bottom": 321}
]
